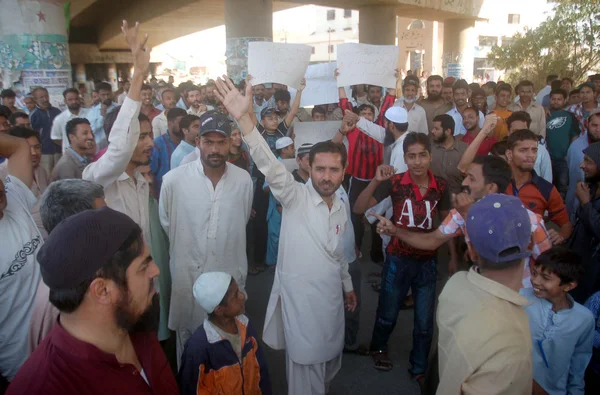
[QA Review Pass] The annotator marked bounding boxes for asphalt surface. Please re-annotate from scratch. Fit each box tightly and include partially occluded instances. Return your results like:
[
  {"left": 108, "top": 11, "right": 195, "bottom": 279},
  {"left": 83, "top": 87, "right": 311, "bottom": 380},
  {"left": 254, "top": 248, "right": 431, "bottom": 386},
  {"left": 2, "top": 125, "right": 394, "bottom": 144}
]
[{"left": 244, "top": 228, "right": 452, "bottom": 395}]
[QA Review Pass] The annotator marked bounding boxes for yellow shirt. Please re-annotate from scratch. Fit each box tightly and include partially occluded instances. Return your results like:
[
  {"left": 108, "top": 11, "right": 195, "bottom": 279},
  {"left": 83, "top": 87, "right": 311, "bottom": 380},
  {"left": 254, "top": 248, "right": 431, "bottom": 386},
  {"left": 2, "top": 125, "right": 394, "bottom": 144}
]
[
  {"left": 492, "top": 109, "right": 512, "bottom": 140},
  {"left": 437, "top": 268, "right": 532, "bottom": 395}
]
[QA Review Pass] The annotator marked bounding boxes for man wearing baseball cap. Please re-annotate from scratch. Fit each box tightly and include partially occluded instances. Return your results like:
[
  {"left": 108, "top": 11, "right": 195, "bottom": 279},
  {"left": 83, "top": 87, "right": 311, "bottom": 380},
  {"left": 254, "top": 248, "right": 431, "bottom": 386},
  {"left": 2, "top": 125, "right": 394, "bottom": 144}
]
[
  {"left": 159, "top": 110, "right": 253, "bottom": 363},
  {"left": 178, "top": 272, "right": 271, "bottom": 394},
  {"left": 436, "top": 194, "right": 533, "bottom": 395},
  {"left": 7, "top": 207, "right": 178, "bottom": 394}
]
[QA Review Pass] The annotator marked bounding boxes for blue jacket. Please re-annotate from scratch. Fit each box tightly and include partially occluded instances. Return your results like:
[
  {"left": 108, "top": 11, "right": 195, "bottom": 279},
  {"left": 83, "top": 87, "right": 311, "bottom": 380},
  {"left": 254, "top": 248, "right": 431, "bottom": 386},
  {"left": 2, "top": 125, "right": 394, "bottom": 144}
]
[{"left": 30, "top": 106, "right": 61, "bottom": 155}]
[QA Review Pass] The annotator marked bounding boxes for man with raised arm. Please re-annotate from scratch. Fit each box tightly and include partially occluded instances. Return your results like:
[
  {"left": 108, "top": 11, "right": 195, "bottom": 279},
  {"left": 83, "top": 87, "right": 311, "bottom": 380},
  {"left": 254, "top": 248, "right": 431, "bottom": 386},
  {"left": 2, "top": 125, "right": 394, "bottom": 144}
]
[{"left": 213, "top": 76, "right": 357, "bottom": 395}]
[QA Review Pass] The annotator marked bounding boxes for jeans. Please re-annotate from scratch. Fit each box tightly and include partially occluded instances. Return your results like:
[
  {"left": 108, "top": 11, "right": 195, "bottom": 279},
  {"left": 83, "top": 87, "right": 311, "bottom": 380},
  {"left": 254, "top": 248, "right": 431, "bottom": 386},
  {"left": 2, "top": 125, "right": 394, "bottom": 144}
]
[
  {"left": 552, "top": 158, "right": 569, "bottom": 200},
  {"left": 344, "top": 259, "right": 362, "bottom": 350},
  {"left": 370, "top": 255, "right": 437, "bottom": 375}
]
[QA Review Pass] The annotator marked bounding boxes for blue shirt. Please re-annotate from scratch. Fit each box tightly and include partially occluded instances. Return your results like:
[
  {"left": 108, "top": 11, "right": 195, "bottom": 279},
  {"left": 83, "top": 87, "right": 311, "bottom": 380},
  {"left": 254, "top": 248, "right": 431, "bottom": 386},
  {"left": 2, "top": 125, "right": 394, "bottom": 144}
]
[
  {"left": 566, "top": 134, "right": 589, "bottom": 218},
  {"left": 30, "top": 106, "right": 62, "bottom": 155},
  {"left": 87, "top": 102, "right": 117, "bottom": 151},
  {"left": 67, "top": 147, "right": 89, "bottom": 164},
  {"left": 583, "top": 291, "right": 600, "bottom": 375},
  {"left": 176, "top": 97, "right": 188, "bottom": 110},
  {"left": 521, "top": 288, "right": 594, "bottom": 395},
  {"left": 170, "top": 140, "right": 195, "bottom": 169},
  {"left": 150, "top": 132, "right": 177, "bottom": 197}
]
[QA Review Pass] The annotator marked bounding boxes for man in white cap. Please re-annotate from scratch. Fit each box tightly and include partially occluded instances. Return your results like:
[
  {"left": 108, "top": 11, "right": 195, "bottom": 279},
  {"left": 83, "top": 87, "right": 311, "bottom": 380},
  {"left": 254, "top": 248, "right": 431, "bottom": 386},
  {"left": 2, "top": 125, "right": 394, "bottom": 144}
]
[
  {"left": 264, "top": 136, "right": 296, "bottom": 267},
  {"left": 213, "top": 76, "right": 357, "bottom": 395},
  {"left": 178, "top": 272, "right": 271, "bottom": 395}
]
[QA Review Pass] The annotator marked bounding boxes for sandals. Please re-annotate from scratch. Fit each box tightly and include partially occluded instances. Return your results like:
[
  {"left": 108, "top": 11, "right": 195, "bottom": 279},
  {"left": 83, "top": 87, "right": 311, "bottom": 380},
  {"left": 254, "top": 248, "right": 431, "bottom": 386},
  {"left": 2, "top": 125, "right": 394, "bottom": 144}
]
[{"left": 371, "top": 350, "right": 393, "bottom": 372}]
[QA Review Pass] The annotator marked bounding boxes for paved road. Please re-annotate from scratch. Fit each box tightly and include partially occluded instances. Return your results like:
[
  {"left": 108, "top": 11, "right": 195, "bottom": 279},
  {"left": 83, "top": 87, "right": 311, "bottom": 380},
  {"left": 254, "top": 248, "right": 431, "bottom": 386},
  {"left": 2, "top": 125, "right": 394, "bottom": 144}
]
[{"left": 244, "top": 229, "right": 451, "bottom": 395}]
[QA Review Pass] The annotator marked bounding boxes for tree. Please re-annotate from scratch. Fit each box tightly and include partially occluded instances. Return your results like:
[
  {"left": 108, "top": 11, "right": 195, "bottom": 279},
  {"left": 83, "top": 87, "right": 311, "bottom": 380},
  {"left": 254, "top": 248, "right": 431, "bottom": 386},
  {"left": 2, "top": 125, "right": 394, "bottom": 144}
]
[{"left": 488, "top": 0, "right": 600, "bottom": 88}]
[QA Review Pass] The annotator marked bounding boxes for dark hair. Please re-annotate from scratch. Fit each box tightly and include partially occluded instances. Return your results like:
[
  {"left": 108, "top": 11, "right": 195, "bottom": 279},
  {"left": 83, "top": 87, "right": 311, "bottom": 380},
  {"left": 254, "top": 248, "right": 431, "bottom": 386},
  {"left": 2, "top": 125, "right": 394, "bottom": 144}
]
[
  {"left": 274, "top": 90, "right": 291, "bottom": 103},
  {"left": 0, "top": 105, "right": 10, "bottom": 119},
  {"left": 442, "top": 81, "right": 454, "bottom": 89},
  {"left": 569, "top": 88, "right": 580, "bottom": 96},
  {"left": 1, "top": 89, "right": 16, "bottom": 98},
  {"left": 8, "top": 111, "right": 28, "bottom": 126},
  {"left": 95, "top": 82, "right": 112, "bottom": 93},
  {"left": 427, "top": 75, "right": 444, "bottom": 86},
  {"left": 356, "top": 103, "right": 375, "bottom": 115},
  {"left": 506, "top": 111, "right": 532, "bottom": 130},
  {"left": 462, "top": 106, "right": 479, "bottom": 117},
  {"left": 517, "top": 80, "right": 534, "bottom": 91},
  {"left": 367, "top": 85, "right": 383, "bottom": 92},
  {"left": 63, "top": 88, "right": 79, "bottom": 98},
  {"left": 186, "top": 85, "right": 201, "bottom": 95},
  {"left": 167, "top": 107, "right": 187, "bottom": 122},
  {"left": 32, "top": 87, "right": 49, "bottom": 95},
  {"left": 452, "top": 79, "right": 469, "bottom": 93},
  {"left": 484, "top": 81, "right": 497, "bottom": 90},
  {"left": 49, "top": 226, "right": 144, "bottom": 313},
  {"left": 546, "top": 74, "right": 559, "bottom": 84},
  {"left": 433, "top": 114, "right": 455, "bottom": 135},
  {"left": 550, "top": 80, "right": 562, "bottom": 91},
  {"left": 311, "top": 106, "right": 327, "bottom": 117},
  {"left": 550, "top": 88, "right": 568, "bottom": 100},
  {"left": 472, "top": 156, "right": 512, "bottom": 192},
  {"left": 8, "top": 126, "right": 40, "bottom": 143},
  {"left": 490, "top": 140, "right": 508, "bottom": 157},
  {"left": 496, "top": 83, "right": 512, "bottom": 96},
  {"left": 141, "top": 84, "right": 153, "bottom": 91},
  {"left": 180, "top": 114, "right": 200, "bottom": 131},
  {"left": 308, "top": 141, "right": 347, "bottom": 168},
  {"left": 66, "top": 118, "right": 91, "bottom": 141},
  {"left": 403, "top": 131, "right": 431, "bottom": 154},
  {"left": 471, "top": 87, "right": 486, "bottom": 97},
  {"left": 103, "top": 106, "right": 121, "bottom": 138},
  {"left": 507, "top": 129, "right": 538, "bottom": 149},
  {"left": 534, "top": 246, "right": 583, "bottom": 285},
  {"left": 468, "top": 83, "right": 480, "bottom": 91},
  {"left": 561, "top": 77, "right": 574, "bottom": 86},
  {"left": 161, "top": 88, "right": 176, "bottom": 99},
  {"left": 138, "top": 112, "right": 150, "bottom": 124}
]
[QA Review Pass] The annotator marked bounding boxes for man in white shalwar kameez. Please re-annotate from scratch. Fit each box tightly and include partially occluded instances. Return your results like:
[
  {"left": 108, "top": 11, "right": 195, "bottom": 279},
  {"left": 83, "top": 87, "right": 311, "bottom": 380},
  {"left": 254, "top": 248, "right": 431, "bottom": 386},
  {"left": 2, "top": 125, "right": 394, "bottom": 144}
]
[
  {"left": 213, "top": 77, "right": 357, "bottom": 395},
  {"left": 159, "top": 111, "right": 253, "bottom": 363}
]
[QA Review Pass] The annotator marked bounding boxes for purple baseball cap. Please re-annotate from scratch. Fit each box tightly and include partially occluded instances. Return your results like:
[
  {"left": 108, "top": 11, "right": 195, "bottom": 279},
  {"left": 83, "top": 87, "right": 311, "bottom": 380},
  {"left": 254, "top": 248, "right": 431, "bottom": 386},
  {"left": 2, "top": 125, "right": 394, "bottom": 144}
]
[{"left": 466, "top": 194, "right": 532, "bottom": 263}]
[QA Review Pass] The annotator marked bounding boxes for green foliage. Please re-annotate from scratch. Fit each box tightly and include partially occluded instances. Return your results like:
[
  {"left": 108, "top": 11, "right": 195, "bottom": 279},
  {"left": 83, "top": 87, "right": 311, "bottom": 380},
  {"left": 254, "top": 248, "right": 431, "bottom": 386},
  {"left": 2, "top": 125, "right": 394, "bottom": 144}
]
[{"left": 488, "top": 0, "right": 600, "bottom": 88}]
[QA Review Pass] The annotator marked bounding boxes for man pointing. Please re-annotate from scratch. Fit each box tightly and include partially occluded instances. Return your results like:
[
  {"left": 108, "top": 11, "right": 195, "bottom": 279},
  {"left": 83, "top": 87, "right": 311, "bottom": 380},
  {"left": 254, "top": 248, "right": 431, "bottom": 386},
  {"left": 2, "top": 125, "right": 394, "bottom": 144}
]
[{"left": 213, "top": 76, "right": 356, "bottom": 395}]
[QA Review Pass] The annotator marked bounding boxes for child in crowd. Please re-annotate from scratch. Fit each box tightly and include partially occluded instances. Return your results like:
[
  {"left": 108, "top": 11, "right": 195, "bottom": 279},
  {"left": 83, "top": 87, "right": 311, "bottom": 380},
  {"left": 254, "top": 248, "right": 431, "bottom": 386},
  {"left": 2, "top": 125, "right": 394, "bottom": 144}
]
[
  {"left": 584, "top": 290, "right": 600, "bottom": 394},
  {"left": 521, "top": 247, "right": 594, "bottom": 394},
  {"left": 178, "top": 272, "right": 272, "bottom": 394}
]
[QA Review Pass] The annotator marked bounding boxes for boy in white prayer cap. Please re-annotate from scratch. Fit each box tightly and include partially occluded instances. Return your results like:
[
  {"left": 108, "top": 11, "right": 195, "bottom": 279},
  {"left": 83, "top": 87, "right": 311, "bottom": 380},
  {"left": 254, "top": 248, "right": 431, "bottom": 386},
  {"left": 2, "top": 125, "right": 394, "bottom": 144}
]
[{"left": 178, "top": 272, "right": 272, "bottom": 394}]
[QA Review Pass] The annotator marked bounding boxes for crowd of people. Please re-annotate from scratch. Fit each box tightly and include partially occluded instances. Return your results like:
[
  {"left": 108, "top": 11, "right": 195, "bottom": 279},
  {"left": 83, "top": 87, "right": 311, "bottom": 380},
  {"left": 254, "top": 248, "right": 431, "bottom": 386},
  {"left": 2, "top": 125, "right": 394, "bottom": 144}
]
[{"left": 1, "top": 19, "right": 600, "bottom": 395}]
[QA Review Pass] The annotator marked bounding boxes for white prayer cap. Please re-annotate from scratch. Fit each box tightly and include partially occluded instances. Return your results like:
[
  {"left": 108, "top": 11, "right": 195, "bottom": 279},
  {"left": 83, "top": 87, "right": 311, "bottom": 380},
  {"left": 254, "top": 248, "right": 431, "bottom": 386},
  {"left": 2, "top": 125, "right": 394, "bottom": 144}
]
[
  {"left": 192, "top": 272, "right": 232, "bottom": 313},
  {"left": 275, "top": 136, "right": 294, "bottom": 150},
  {"left": 385, "top": 106, "right": 408, "bottom": 124}
]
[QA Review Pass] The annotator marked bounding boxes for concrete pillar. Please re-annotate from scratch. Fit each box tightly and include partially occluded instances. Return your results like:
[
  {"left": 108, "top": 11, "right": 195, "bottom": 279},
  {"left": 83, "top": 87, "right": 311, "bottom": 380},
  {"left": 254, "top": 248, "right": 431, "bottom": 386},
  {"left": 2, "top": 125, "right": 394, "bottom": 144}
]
[
  {"left": 107, "top": 63, "right": 118, "bottom": 92},
  {"left": 224, "top": 0, "right": 273, "bottom": 84},
  {"left": 0, "top": 0, "right": 72, "bottom": 107},
  {"left": 359, "top": 6, "right": 396, "bottom": 45},
  {"left": 442, "top": 19, "right": 475, "bottom": 81},
  {"left": 74, "top": 64, "right": 86, "bottom": 84}
]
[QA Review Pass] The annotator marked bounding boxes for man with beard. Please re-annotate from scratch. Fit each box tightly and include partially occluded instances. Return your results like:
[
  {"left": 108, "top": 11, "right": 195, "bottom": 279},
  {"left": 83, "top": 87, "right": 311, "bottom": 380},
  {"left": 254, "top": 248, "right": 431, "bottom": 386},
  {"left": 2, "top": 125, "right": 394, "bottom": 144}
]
[
  {"left": 83, "top": 20, "right": 154, "bottom": 247},
  {"left": 53, "top": 118, "right": 96, "bottom": 180},
  {"left": 140, "top": 84, "right": 161, "bottom": 121},
  {"left": 569, "top": 142, "right": 600, "bottom": 303},
  {"left": 430, "top": 114, "right": 468, "bottom": 195},
  {"left": 505, "top": 130, "right": 572, "bottom": 246},
  {"left": 149, "top": 107, "right": 186, "bottom": 197},
  {"left": 567, "top": 111, "right": 600, "bottom": 216},
  {"left": 159, "top": 110, "right": 253, "bottom": 365},
  {"left": 7, "top": 208, "right": 178, "bottom": 395},
  {"left": 460, "top": 108, "right": 498, "bottom": 156},
  {"left": 419, "top": 75, "right": 452, "bottom": 132},
  {"left": 88, "top": 82, "right": 118, "bottom": 150},
  {"left": 152, "top": 88, "right": 178, "bottom": 137},
  {"left": 29, "top": 87, "right": 62, "bottom": 173},
  {"left": 393, "top": 77, "right": 428, "bottom": 135},
  {"left": 170, "top": 114, "right": 200, "bottom": 169},
  {"left": 213, "top": 76, "right": 356, "bottom": 394},
  {"left": 445, "top": 79, "right": 485, "bottom": 136},
  {"left": 508, "top": 80, "right": 547, "bottom": 138},
  {"left": 252, "top": 83, "right": 268, "bottom": 121},
  {"left": 186, "top": 85, "right": 213, "bottom": 116},
  {"left": 50, "top": 88, "right": 90, "bottom": 153},
  {"left": 441, "top": 81, "right": 454, "bottom": 106}
]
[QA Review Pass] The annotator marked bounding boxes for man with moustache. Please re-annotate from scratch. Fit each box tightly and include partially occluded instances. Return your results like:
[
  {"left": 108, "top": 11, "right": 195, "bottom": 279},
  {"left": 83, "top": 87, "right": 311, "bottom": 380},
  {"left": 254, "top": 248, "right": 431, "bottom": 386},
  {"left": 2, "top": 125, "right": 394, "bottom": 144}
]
[
  {"left": 140, "top": 84, "right": 161, "bottom": 121},
  {"left": 88, "top": 82, "right": 118, "bottom": 150},
  {"left": 159, "top": 111, "right": 253, "bottom": 364},
  {"left": 186, "top": 85, "right": 214, "bottom": 116},
  {"left": 393, "top": 77, "right": 428, "bottom": 135},
  {"left": 419, "top": 75, "right": 452, "bottom": 132},
  {"left": 50, "top": 88, "right": 90, "bottom": 154},
  {"left": 53, "top": 118, "right": 96, "bottom": 180},
  {"left": 445, "top": 80, "right": 485, "bottom": 136},
  {"left": 83, "top": 20, "right": 155, "bottom": 247},
  {"left": 170, "top": 114, "right": 200, "bottom": 169},
  {"left": 152, "top": 88, "right": 178, "bottom": 137},
  {"left": 253, "top": 83, "right": 269, "bottom": 121},
  {"left": 6, "top": 208, "right": 179, "bottom": 395},
  {"left": 29, "top": 87, "right": 62, "bottom": 173}
]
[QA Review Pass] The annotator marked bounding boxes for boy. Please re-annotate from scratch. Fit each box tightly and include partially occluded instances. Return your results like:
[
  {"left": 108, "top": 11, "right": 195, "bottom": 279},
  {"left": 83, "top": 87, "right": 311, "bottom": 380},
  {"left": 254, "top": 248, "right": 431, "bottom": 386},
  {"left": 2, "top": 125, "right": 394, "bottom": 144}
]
[
  {"left": 179, "top": 272, "right": 272, "bottom": 394},
  {"left": 521, "top": 247, "right": 594, "bottom": 395}
]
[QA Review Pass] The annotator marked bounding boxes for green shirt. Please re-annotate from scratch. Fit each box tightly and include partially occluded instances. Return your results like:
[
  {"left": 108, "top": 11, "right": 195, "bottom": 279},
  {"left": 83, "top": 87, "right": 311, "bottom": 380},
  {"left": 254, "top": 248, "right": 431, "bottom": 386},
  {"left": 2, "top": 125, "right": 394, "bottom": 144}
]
[{"left": 546, "top": 110, "right": 580, "bottom": 159}]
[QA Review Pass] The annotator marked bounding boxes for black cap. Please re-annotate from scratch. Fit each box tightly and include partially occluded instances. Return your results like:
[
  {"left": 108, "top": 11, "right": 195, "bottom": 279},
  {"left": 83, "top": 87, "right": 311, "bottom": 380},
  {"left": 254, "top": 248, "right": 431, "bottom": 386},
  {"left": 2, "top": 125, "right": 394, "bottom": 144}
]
[
  {"left": 260, "top": 107, "right": 277, "bottom": 119},
  {"left": 37, "top": 207, "right": 140, "bottom": 290},
  {"left": 199, "top": 111, "right": 232, "bottom": 137}
]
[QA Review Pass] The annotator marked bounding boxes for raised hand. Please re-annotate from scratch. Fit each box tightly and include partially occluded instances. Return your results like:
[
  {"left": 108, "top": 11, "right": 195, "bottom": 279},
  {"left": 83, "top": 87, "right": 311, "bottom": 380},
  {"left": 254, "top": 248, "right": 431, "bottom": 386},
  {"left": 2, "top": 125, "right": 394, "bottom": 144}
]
[
  {"left": 298, "top": 78, "right": 306, "bottom": 92},
  {"left": 482, "top": 113, "right": 498, "bottom": 136},
  {"left": 122, "top": 20, "right": 150, "bottom": 74},
  {"left": 343, "top": 109, "right": 359, "bottom": 124},
  {"left": 375, "top": 164, "right": 396, "bottom": 182},
  {"left": 368, "top": 212, "right": 396, "bottom": 237},
  {"left": 575, "top": 181, "right": 590, "bottom": 205},
  {"left": 214, "top": 75, "right": 253, "bottom": 121}
]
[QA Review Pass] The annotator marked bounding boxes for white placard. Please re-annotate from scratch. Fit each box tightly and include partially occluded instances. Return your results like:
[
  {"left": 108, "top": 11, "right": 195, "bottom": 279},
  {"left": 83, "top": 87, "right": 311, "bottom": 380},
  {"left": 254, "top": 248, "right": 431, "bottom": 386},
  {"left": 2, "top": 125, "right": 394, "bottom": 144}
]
[
  {"left": 293, "top": 121, "right": 343, "bottom": 152},
  {"left": 336, "top": 43, "right": 399, "bottom": 88},
  {"left": 300, "top": 62, "right": 339, "bottom": 107},
  {"left": 248, "top": 42, "right": 312, "bottom": 90}
]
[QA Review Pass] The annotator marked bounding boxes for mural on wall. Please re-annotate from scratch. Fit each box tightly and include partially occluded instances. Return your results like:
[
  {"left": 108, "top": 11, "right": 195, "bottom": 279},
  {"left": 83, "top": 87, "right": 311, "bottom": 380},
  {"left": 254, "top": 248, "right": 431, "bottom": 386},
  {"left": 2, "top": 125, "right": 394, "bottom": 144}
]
[{"left": 225, "top": 37, "right": 271, "bottom": 84}]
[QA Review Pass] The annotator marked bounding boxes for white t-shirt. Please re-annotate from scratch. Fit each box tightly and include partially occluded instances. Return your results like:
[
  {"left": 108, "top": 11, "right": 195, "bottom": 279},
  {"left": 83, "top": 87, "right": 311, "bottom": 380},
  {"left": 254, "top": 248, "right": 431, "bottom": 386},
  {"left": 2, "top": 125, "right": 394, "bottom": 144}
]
[{"left": 0, "top": 175, "right": 43, "bottom": 380}]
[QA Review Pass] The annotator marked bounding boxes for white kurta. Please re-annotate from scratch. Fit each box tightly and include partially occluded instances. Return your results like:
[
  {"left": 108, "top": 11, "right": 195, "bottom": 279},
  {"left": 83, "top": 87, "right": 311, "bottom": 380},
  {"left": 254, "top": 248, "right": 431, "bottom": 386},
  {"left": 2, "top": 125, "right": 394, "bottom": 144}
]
[
  {"left": 158, "top": 160, "right": 253, "bottom": 336},
  {"left": 244, "top": 127, "right": 353, "bottom": 366}
]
